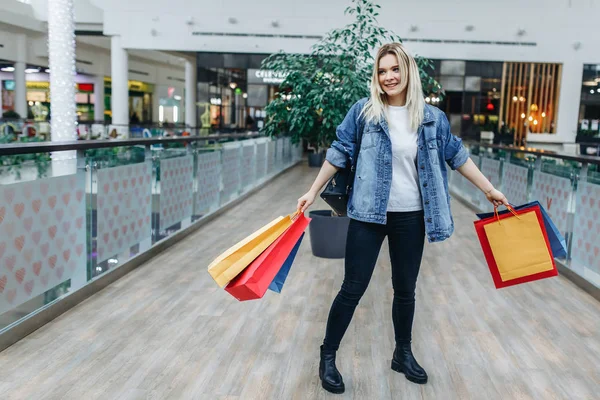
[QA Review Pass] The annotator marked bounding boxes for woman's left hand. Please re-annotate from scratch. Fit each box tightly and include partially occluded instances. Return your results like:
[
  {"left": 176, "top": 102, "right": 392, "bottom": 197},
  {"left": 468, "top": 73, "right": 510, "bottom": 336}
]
[{"left": 485, "top": 188, "right": 509, "bottom": 207}]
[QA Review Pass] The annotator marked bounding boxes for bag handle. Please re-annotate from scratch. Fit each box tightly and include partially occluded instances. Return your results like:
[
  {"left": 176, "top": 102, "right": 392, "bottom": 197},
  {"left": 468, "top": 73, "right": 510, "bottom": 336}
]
[{"left": 494, "top": 204, "right": 521, "bottom": 225}]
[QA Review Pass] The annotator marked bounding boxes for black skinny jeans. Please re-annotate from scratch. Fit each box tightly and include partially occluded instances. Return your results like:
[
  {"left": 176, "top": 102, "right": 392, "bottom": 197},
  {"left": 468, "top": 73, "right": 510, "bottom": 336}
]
[{"left": 322, "top": 211, "right": 425, "bottom": 351}]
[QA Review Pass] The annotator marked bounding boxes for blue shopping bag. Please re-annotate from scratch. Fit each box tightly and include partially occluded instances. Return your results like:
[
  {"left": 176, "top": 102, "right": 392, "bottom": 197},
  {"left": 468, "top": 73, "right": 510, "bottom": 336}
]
[
  {"left": 476, "top": 201, "right": 567, "bottom": 258},
  {"left": 268, "top": 233, "right": 304, "bottom": 293}
]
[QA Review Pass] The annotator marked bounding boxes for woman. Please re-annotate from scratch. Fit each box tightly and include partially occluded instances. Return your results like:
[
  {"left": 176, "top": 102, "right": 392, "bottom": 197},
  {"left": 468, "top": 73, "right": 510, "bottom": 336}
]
[{"left": 297, "top": 43, "right": 509, "bottom": 394}]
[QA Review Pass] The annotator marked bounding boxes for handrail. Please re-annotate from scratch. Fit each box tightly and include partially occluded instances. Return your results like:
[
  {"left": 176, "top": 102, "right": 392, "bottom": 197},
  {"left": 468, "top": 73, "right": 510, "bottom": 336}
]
[
  {"left": 467, "top": 141, "right": 600, "bottom": 166},
  {"left": 0, "top": 133, "right": 264, "bottom": 156}
]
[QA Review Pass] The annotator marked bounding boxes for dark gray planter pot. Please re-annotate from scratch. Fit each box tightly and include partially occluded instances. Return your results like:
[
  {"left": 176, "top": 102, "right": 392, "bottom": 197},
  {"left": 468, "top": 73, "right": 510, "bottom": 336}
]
[
  {"left": 308, "top": 210, "right": 350, "bottom": 259},
  {"left": 307, "top": 152, "right": 324, "bottom": 168}
]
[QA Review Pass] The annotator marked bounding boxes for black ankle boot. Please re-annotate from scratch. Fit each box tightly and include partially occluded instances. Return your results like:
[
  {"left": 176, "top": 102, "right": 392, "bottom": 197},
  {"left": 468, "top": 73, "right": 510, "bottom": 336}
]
[
  {"left": 319, "top": 345, "right": 345, "bottom": 394},
  {"left": 391, "top": 344, "right": 428, "bottom": 384}
]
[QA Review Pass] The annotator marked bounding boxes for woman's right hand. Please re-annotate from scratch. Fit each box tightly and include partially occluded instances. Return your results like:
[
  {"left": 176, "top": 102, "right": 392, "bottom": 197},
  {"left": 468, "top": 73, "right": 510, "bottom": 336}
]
[{"left": 297, "top": 191, "right": 317, "bottom": 213}]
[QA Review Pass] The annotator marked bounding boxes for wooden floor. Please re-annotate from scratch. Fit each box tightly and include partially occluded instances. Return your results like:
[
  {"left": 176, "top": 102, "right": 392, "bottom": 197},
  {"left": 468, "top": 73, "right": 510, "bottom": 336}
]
[{"left": 0, "top": 164, "right": 599, "bottom": 400}]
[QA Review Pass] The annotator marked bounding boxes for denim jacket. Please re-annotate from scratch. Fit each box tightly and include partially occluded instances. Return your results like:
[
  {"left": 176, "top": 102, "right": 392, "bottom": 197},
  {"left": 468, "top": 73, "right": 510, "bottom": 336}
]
[{"left": 325, "top": 98, "right": 470, "bottom": 243}]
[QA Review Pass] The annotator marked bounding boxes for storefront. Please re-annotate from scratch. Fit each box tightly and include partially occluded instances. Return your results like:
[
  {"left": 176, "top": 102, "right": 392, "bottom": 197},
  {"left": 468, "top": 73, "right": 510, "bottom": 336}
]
[
  {"left": 196, "top": 52, "right": 282, "bottom": 133},
  {"left": 427, "top": 60, "right": 503, "bottom": 142},
  {"left": 429, "top": 59, "right": 562, "bottom": 146},
  {"left": 156, "top": 85, "right": 183, "bottom": 124},
  {"left": 246, "top": 68, "right": 287, "bottom": 130},
  {"left": 579, "top": 64, "right": 600, "bottom": 133},
  {"left": 1, "top": 67, "right": 98, "bottom": 122},
  {"left": 103, "top": 78, "right": 154, "bottom": 124},
  {"left": 577, "top": 64, "right": 600, "bottom": 155}
]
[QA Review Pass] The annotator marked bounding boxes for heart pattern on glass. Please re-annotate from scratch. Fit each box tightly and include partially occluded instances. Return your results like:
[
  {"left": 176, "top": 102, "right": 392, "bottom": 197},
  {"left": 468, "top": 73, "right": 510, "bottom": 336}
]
[
  {"left": 160, "top": 156, "right": 194, "bottom": 229},
  {"left": 240, "top": 144, "right": 256, "bottom": 189},
  {"left": 474, "top": 158, "right": 502, "bottom": 207},
  {"left": 195, "top": 152, "right": 221, "bottom": 216},
  {"left": 571, "top": 181, "right": 600, "bottom": 279},
  {"left": 0, "top": 174, "right": 86, "bottom": 314},
  {"left": 532, "top": 171, "right": 572, "bottom": 235},
  {"left": 222, "top": 146, "right": 241, "bottom": 200},
  {"left": 255, "top": 142, "right": 268, "bottom": 180},
  {"left": 96, "top": 163, "right": 152, "bottom": 263},
  {"left": 502, "top": 164, "right": 528, "bottom": 206}
]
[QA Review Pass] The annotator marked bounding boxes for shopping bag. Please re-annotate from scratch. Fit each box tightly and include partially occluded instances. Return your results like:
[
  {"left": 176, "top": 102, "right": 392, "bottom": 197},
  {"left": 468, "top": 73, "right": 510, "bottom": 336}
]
[
  {"left": 225, "top": 213, "right": 310, "bottom": 301},
  {"left": 208, "top": 212, "right": 298, "bottom": 287},
  {"left": 474, "top": 205, "right": 558, "bottom": 289},
  {"left": 268, "top": 232, "right": 305, "bottom": 293},
  {"left": 476, "top": 201, "right": 567, "bottom": 258}
]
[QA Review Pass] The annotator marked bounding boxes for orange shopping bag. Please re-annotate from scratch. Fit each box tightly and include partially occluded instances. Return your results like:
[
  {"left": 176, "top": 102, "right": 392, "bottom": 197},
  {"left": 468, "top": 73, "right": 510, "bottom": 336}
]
[
  {"left": 207, "top": 212, "right": 298, "bottom": 287},
  {"left": 474, "top": 205, "right": 558, "bottom": 289}
]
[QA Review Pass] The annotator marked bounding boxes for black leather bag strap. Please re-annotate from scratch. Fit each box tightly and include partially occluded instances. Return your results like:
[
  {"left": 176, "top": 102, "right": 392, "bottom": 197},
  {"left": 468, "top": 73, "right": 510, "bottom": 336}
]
[{"left": 348, "top": 113, "right": 365, "bottom": 187}]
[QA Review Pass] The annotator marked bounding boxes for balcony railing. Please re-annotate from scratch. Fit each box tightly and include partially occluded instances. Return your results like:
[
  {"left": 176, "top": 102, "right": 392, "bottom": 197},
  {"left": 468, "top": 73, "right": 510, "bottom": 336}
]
[
  {"left": 449, "top": 142, "right": 600, "bottom": 298},
  {"left": 0, "top": 118, "right": 251, "bottom": 141},
  {"left": 0, "top": 133, "right": 302, "bottom": 349}
]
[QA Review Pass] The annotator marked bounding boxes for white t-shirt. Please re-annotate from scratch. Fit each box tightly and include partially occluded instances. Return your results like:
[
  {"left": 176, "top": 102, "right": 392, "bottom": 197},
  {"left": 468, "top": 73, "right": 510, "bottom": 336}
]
[{"left": 386, "top": 105, "right": 423, "bottom": 212}]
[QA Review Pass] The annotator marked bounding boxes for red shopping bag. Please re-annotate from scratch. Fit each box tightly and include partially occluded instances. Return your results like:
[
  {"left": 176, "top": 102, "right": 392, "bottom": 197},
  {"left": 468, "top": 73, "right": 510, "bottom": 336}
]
[
  {"left": 225, "top": 213, "right": 311, "bottom": 301},
  {"left": 474, "top": 205, "right": 558, "bottom": 289}
]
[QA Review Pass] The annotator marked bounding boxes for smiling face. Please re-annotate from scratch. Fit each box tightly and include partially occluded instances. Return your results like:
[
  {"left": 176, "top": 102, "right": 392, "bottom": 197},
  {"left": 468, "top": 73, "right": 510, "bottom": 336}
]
[{"left": 377, "top": 53, "right": 408, "bottom": 100}]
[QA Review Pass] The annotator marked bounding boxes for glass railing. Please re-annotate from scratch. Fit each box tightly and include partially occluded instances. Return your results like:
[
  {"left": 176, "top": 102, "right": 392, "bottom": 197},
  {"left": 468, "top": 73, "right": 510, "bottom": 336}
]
[
  {"left": 0, "top": 118, "right": 255, "bottom": 142},
  {"left": 449, "top": 142, "right": 600, "bottom": 292},
  {"left": 0, "top": 134, "right": 302, "bottom": 335}
]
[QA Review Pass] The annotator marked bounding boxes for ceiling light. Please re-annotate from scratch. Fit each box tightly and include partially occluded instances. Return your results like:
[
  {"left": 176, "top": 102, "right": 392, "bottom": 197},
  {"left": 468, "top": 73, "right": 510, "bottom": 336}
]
[
  {"left": 229, "top": 82, "right": 237, "bottom": 89},
  {"left": 242, "top": 93, "right": 248, "bottom": 99},
  {"left": 512, "top": 96, "right": 518, "bottom": 102},
  {"left": 25, "top": 68, "right": 39, "bottom": 73},
  {"left": 521, "top": 113, "right": 526, "bottom": 119},
  {"left": 533, "top": 120, "right": 538, "bottom": 125},
  {"left": 45, "top": 68, "right": 50, "bottom": 73},
  {"left": 591, "top": 89, "right": 595, "bottom": 94},
  {"left": 1, "top": 66, "right": 15, "bottom": 72},
  {"left": 542, "top": 112, "right": 546, "bottom": 118}
]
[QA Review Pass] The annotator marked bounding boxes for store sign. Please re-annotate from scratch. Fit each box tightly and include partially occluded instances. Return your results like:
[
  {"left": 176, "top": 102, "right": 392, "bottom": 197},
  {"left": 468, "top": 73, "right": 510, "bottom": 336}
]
[
  {"left": 247, "top": 69, "right": 289, "bottom": 85},
  {"left": 3, "top": 80, "right": 15, "bottom": 91}
]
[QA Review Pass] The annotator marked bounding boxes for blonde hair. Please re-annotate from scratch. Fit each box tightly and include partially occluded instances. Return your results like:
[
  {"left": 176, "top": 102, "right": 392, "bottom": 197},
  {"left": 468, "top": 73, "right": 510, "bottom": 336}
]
[{"left": 361, "top": 43, "right": 424, "bottom": 132}]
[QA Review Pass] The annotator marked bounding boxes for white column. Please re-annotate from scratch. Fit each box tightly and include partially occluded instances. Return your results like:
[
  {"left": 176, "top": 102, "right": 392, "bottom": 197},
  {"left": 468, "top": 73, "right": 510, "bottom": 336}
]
[
  {"left": 14, "top": 34, "right": 27, "bottom": 119},
  {"left": 185, "top": 59, "right": 197, "bottom": 130},
  {"left": 152, "top": 89, "right": 160, "bottom": 123},
  {"left": 110, "top": 36, "right": 129, "bottom": 128},
  {"left": 555, "top": 61, "right": 583, "bottom": 144},
  {"left": 48, "top": 0, "right": 76, "bottom": 142},
  {"left": 94, "top": 75, "right": 105, "bottom": 121}
]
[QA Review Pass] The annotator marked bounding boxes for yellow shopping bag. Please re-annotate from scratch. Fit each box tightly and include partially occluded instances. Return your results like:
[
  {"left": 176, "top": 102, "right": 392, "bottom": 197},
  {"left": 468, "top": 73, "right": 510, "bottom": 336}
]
[
  {"left": 474, "top": 205, "right": 558, "bottom": 289},
  {"left": 208, "top": 212, "right": 298, "bottom": 287}
]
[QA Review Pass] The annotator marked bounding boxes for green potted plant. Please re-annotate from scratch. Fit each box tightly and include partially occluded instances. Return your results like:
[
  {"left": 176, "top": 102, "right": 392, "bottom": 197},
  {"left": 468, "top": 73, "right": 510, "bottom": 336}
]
[{"left": 261, "top": 0, "right": 442, "bottom": 258}]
